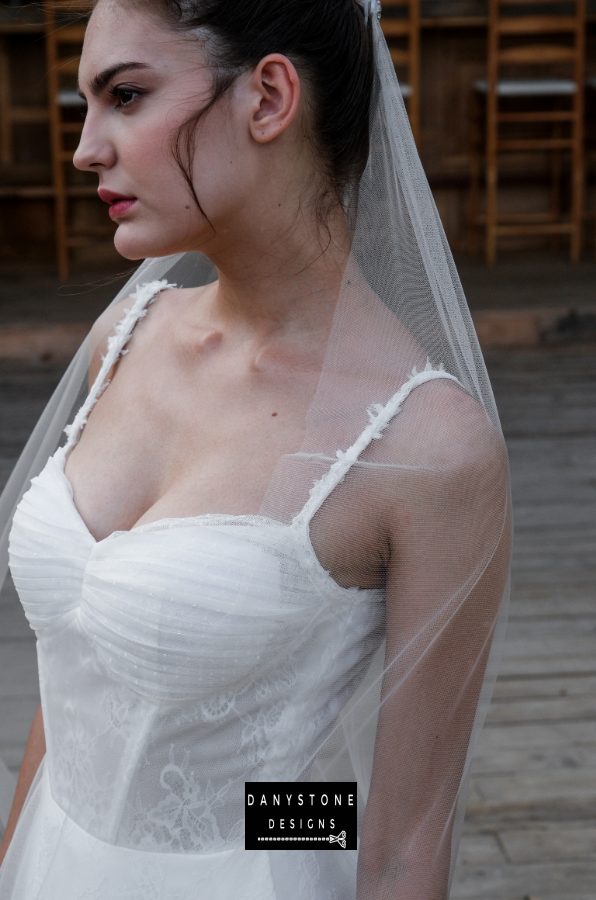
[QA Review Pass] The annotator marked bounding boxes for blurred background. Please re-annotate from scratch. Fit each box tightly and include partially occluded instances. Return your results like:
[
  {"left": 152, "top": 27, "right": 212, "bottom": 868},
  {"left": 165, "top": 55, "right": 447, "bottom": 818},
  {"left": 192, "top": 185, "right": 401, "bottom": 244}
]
[{"left": 0, "top": 1, "right": 595, "bottom": 897}]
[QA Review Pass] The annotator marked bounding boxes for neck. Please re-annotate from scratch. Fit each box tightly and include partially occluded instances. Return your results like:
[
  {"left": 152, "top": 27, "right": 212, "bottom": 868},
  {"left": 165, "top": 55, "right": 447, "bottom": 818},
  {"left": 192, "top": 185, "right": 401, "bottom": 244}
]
[{"left": 201, "top": 195, "right": 351, "bottom": 341}]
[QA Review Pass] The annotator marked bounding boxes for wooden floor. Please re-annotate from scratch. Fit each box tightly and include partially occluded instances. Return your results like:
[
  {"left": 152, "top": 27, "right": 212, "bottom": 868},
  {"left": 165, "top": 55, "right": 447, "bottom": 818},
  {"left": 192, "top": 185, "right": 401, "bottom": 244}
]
[
  {"left": 0, "top": 346, "right": 595, "bottom": 898},
  {"left": 452, "top": 348, "right": 596, "bottom": 900},
  {"left": 0, "top": 255, "right": 594, "bottom": 326}
]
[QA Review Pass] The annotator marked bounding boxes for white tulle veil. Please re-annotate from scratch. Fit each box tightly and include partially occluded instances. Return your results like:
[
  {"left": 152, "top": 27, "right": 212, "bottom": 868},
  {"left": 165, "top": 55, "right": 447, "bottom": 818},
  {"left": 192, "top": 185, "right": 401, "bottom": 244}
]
[{"left": 0, "top": 13, "right": 511, "bottom": 897}]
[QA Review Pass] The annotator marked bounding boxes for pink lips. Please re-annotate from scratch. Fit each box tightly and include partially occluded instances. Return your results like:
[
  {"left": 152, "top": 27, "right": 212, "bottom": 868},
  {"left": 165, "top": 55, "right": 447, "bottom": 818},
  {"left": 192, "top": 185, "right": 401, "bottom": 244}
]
[{"left": 98, "top": 188, "right": 137, "bottom": 220}]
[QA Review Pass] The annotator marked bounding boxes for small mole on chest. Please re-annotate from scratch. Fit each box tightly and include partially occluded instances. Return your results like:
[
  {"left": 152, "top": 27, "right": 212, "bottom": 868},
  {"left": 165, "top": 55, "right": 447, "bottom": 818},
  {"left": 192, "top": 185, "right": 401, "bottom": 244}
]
[{"left": 271, "top": 412, "right": 277, "bottom": 417}]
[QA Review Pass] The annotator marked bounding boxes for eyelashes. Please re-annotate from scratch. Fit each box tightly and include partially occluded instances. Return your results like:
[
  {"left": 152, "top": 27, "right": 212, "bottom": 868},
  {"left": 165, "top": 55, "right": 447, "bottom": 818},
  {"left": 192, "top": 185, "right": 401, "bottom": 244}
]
[{"left": 108, "top": 85, "right": 142, "bottom": 110}]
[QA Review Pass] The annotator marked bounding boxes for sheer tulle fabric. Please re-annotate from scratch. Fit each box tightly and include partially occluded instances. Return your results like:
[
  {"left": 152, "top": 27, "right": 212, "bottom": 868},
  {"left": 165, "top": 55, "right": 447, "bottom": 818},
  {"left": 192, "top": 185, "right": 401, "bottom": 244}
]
[{"left": 0, "top": 17, "right": 511, "bottom": 900}]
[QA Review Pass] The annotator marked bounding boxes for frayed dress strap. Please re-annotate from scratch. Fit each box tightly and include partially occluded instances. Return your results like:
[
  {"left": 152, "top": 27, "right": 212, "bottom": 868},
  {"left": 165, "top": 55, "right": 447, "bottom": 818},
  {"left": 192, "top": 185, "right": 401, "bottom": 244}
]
[
  {"left": 63, "top": 280, "right": 176, "bottom": 451},
  {"left": 293, "top": 364, "right": 462, "bottom": 527}
]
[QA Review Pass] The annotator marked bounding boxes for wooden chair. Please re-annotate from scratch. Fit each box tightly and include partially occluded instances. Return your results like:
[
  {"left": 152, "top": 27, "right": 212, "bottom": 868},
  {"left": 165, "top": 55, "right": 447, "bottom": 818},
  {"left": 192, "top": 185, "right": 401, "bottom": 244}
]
[
  {"left": 45, "top": 0, "right": 110, "bottom": 277},
  {"left": 586, "top": 76, "right": 596, "bottom": 258},
  {"left": 381, "top": 0, "right": 420, "bottom": 147},
  {"left": 0, "top": 37, "right": 49, "bottom": 165},
  {"left": 469, "top": 0, "right": 586, "bottom": 265}
]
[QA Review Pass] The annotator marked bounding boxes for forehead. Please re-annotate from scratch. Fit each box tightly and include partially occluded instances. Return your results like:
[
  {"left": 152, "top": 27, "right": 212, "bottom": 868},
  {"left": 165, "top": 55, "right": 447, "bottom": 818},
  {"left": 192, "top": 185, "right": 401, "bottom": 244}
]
[{"left": 79, "top": 1, "right": 200, "bottom": 84}]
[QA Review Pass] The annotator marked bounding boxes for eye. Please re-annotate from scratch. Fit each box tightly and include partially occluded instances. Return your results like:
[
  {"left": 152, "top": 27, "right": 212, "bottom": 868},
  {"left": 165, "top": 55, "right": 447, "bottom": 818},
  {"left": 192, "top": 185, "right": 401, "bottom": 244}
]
[{"left": 109, "top": 86, "right": 141, "bottom": 110}]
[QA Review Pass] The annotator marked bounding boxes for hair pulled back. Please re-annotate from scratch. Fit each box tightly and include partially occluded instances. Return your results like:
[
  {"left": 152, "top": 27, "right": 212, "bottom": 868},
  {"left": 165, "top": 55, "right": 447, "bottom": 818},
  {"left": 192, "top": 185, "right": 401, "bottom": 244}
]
[{"left": 137, "top": 0, "right": 375, "bottom": 208}]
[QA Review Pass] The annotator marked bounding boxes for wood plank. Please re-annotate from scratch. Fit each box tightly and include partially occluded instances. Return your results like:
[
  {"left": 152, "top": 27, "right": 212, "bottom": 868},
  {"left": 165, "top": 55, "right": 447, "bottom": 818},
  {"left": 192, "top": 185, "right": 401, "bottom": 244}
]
[
  {"left": 0, "top": 697, "right": 40, "bottom": 747},
  {"left": 55, "top": 56, "right": 80, "bottom": 75},
  {"left": 504, "top": 616, "right": 596, "bottom": 639},
  {"left": 0, "top": 640, "right": 39, "bottom": 700},
  {"left": 497, "top": 139, "right": 575, "bottom": 152},
  {"left": 381, "top": 20, "right": 411, "bottom": 37},
  {"left": 451, "top": 859, "right": 596, "bottom": 900},
  {"left": 498, "top": 16, "right": 581, "bottom": 34},
  {"left": 492, "top": 675, "right": 596, "bottom": 701},
  {"left": 500, "top": 824, "right": 596, "bottom": 864},
  {"left": 469, "top": 768, "right": 596, "bottom": 815},
  {"left": 498, "top": 44, "right": 577, "bottom": 63},
  {"left": 0, "top": 603, "right": 35, "bottom": 641},
  {"left": 0, "top": 24, "right": 45, "bottom": 34},
  {"left": 498, "top": 655, "right": 596, "bottom": 678},
  {"left": 513, "top": 501, "right": 596, "bottom": 527},
  {"left": 456, "top": 833, "right": 505, "bottom": 866},
  {"left": 9, "top": 106, "right": 48, "bottom": 123},
  {"left": 53, "top": 23, "right": 87, "bottom": 41},
  {"left": 495, "top": 222, "right": 575, "bottom": 235},
  {"left": 507, "top": 597, "right": 596, "bottom": 619},
  {"left": 470, "top": 745, "right": 596, "bottom": 776},
  {"left": 498, "top": 110, "right": 575, "bottom": 122},
  {"left": 0, "top": 745, "right": 30, "bottom": 777},
  {"left": 0, "top": 186, "right": 54, "bottom": 199},
  {"left": 420, "top": 15, "right": 487, "bottom": 28},
  {"left": 475, "top": 720, "right": 596, "bottom": 750},
  {"left": 485, "top": 696, "right": 596, "bottom": 725},
  {"left": 389, "top": 48, "right": 410, "bottom": 66}
]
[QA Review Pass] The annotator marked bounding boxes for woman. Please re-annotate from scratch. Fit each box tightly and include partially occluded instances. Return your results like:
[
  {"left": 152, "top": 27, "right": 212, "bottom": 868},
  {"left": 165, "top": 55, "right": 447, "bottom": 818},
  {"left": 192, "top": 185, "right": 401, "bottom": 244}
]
[{"left": 0, "top": 0, "right": 511, "bottom": 897}]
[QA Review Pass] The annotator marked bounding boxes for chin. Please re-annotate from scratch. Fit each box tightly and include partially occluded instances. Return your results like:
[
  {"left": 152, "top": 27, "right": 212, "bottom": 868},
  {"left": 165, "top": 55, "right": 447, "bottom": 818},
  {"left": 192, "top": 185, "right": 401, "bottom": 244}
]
[{"left": 113, "top": 223, "right": 187, "bottom": 260}]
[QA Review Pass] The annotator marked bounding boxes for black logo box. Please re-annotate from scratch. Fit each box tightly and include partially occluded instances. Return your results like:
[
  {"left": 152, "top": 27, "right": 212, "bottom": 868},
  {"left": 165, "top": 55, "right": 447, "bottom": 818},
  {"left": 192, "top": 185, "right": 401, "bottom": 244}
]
[{"left": 245, "top": 783, "right": 357, "bottom": 850}]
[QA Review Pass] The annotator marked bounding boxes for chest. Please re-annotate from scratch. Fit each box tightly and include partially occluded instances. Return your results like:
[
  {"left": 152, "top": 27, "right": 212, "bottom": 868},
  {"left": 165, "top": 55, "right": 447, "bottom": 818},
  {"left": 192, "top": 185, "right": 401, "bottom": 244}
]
[
  {"left": 61, "top": 291, "right": 392, "bottom": 589},
  {"left": 65, "top": 333, "right": 318, "bottom": 539}
]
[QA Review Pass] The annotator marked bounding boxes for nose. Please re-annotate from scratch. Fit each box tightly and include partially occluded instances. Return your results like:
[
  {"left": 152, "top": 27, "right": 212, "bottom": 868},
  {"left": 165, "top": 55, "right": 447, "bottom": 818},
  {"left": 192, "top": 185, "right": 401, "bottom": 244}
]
[{"left": 73, "top": 111, "right": 117, "bottom": 173}]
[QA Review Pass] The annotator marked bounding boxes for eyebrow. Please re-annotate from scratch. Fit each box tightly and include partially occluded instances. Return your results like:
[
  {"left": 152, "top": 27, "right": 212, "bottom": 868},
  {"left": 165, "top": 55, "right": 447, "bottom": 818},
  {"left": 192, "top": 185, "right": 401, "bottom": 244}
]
[{"left": 79, "top": 61, "right": 152, "bottom": 99}]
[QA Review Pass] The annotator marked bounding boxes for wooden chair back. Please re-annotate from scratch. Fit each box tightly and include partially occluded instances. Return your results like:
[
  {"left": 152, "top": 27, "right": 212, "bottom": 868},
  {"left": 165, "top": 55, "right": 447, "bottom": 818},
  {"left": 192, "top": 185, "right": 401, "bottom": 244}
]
[
  {"left": 488, "top": 0, "right": 586, "bottom": 98},
  {"left": 380, "top": 0, "right": 420, "bottom": 146},
  {"left": 44, "top": 0, "right": 95, "bottom": 277},
  {"left": 482, "top": 0, "right": 586, "bottom": 263}
]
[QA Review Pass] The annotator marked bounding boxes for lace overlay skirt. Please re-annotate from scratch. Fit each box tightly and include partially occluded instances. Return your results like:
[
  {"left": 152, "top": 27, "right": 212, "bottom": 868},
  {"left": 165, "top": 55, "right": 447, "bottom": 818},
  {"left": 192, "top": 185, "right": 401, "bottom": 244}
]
[{"left": 0, "top": 762, "right": 277, "bottom": 900}]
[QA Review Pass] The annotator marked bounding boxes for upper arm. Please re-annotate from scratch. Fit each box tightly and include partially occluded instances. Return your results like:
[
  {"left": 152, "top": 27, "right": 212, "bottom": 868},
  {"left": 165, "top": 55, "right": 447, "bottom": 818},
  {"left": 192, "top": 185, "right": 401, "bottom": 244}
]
[{"left": 358, "top": 383, "right": 511, "bottom": 898}]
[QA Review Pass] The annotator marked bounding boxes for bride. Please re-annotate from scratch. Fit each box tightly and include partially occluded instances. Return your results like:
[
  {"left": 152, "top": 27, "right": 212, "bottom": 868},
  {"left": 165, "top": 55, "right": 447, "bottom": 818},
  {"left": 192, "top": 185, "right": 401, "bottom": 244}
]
[{"left": 0, "top": 0, "right": 511, "bottom": 897}]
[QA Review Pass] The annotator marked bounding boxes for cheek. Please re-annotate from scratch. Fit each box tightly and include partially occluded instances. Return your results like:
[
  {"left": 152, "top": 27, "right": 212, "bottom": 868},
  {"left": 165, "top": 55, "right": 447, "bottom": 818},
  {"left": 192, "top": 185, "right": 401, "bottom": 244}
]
[
  {"left": 110, "top": 102, "right": 248, "bottom": 258},
  {"left": 188, "top": 114, "right": 251, "bottom": 225},
  {"left": 112, "top": 118, "right": 208, "bottom": 258},
  {"left": 120, "top": 117, "right": 188, "bottom": 207}
]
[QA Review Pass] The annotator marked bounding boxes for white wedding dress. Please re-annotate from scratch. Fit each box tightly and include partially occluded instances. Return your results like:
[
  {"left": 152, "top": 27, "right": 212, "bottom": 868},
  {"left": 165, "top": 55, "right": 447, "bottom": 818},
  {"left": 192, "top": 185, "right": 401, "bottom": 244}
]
[{"left": 0, "top": 283, "right": 459, "bottom": 900}]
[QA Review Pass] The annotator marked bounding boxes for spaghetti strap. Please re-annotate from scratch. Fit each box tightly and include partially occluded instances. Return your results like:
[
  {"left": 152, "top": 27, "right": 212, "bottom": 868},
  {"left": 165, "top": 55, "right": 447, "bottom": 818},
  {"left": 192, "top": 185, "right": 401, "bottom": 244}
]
[
  {"left": 293, "top": 363, "right": 462, "bottom": 527},
  {"left": 63, "top": 280, "right": 175, "bottom": 451}
]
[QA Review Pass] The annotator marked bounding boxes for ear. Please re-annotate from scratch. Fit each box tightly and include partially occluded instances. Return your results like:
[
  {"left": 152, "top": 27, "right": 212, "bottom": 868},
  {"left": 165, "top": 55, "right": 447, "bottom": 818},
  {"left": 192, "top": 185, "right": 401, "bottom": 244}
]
[{"left": 248, "top": 54, "right": 301, "bottom": 144}]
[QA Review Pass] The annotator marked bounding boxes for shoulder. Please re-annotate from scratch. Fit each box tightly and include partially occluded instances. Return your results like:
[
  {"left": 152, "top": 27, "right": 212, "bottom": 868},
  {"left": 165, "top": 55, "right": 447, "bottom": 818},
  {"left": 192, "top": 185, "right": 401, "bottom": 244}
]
[
  {"left": 363, "top": 375, "right": 509, "bottom": 526},
  {"left": 87, "top": 285, "right": 206, "bottom": 385},
  {"left": 392, "top": 376, "right": 506, "bottom": 476}
]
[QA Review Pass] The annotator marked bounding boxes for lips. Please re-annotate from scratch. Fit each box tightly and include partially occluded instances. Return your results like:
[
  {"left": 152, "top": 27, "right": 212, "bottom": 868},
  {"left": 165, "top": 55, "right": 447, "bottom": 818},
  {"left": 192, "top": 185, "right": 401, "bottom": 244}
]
[{"left": 98, "top": 188, "right": 137, "bottom": 220}]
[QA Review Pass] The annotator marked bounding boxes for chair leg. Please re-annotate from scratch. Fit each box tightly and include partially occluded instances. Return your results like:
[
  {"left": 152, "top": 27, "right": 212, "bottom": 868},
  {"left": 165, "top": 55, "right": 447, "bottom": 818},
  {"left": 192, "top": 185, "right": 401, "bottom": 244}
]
[
  {"left": 0, "top": 39, "right": 12, "bottom": 165},
  {"left": 469, "top": 92, "right": 482, "bottom": 257},
  {"left": 486, "top": 159, "right": 497, "bottom": 267},
  {"left": 469, "top": 149, "right": 480, "bottom": 256},
  {"left": 485, "top": 125, "right": 498, "bottom": 267},
  {"left": 550, "top": 117, "right": 562, "bottom": 255},
  {"left": 485, "top": 85, "right": 498, "bottom": 266},
  {"left": 52, "top": 152, "right": 69, "bottom": 279},
  {"left": 570, "top": 125, "right": 584, "bottom": 264},
  {"left": 55, "top": 186, "right": 69, "bottom": 281}
]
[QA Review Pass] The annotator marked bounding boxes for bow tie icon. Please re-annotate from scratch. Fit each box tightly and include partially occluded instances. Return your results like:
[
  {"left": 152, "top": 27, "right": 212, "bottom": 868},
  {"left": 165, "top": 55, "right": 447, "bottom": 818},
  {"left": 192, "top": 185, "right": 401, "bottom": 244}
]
[{"left": 329, "top": 830, "right": 347, "bottom": 849}]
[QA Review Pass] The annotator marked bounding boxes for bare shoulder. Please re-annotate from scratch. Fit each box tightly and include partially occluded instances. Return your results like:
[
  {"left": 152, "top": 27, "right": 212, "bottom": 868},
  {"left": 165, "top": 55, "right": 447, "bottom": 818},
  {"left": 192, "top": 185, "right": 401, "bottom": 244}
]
[
  {"left": 402, "top": 376, "right": 504, "bottom": 471},
  {"left": 413, "top": 377, "right": 506, "bottom": 473},
  {"left": 87, "top": 285, "right": 208, "bottom": 385},
  {"left": 365, "top": 375, "right": 509, "bottom": 508}
]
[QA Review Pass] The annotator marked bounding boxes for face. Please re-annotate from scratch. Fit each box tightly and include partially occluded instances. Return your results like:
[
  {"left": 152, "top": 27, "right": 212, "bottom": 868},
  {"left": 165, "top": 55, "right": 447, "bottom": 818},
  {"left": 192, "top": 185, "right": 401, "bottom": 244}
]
[{"left": 75, "top": 2, "right": 303, "bottom": 260}]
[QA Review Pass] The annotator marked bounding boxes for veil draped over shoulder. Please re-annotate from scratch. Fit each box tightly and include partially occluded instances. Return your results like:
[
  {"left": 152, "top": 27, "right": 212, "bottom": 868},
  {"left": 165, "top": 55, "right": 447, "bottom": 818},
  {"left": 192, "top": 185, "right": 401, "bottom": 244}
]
[{"left": 0, "top": 14, "right": 511, "bottom": 898}]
